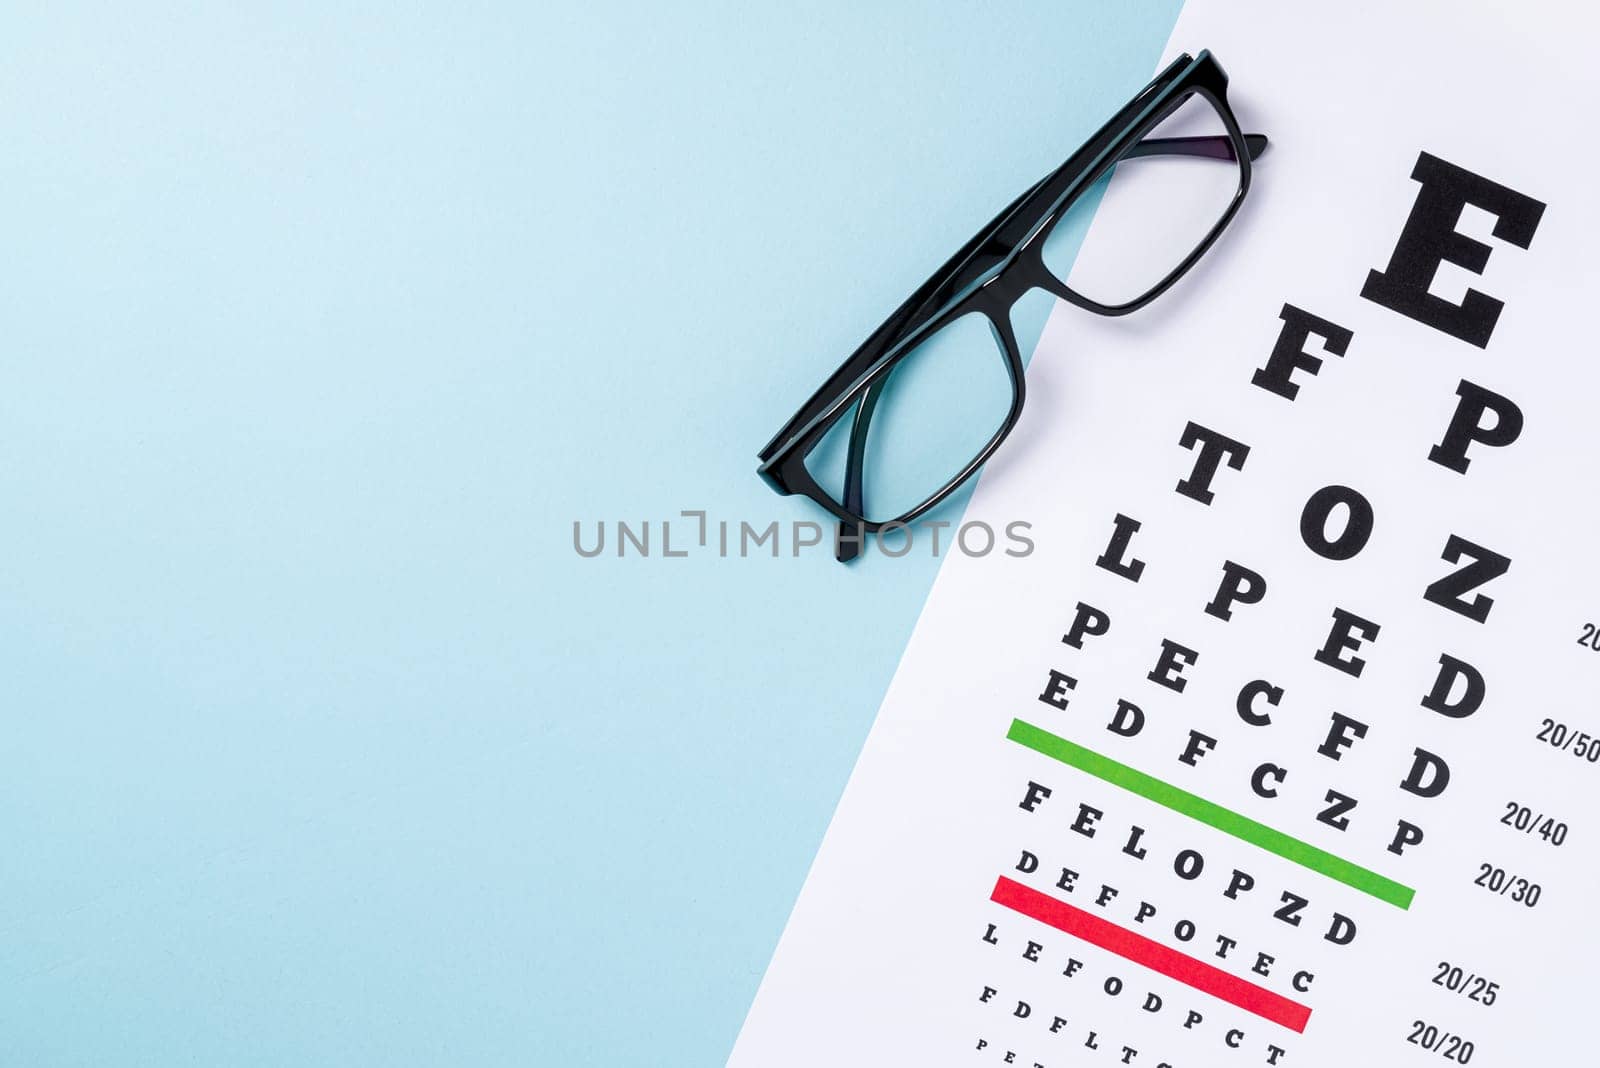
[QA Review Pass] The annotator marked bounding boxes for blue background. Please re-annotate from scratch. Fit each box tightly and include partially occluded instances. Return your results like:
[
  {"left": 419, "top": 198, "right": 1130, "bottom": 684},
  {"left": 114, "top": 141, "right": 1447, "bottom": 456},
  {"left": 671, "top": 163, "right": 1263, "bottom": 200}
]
[{"left": 1, "top": 3, "right": 1179, "bottom": 1064}]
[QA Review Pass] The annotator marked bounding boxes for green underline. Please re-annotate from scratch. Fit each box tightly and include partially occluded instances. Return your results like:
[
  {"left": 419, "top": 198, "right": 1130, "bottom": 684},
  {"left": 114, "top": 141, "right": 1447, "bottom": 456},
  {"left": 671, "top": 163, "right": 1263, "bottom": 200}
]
[{"left": 1006, "top": 719, "right": 1415, "bottom": 910}]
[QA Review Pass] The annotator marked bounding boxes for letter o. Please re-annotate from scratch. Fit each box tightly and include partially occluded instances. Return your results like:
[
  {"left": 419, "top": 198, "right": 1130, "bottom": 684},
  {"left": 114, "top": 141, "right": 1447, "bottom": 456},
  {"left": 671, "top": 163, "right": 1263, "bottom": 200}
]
[
  {"left": 1173, "top": 849, "right": 1205, "bottom": 880},
  {"left": 958, "top": 521, "right": 996, "bottom": 557},
  {"left": 877, "top": 521, "right": 913, "bottom": 558},
  {"left": 1300, "top": 485, "right": 1374, "bottom": 561}
]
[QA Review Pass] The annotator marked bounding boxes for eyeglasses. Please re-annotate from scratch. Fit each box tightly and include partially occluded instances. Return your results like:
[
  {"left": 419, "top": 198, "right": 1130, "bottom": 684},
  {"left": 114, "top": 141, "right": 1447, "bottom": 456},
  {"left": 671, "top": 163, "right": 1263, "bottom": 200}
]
[{"left": 757, "top": 50, "right": 1266, "bottom": 562}]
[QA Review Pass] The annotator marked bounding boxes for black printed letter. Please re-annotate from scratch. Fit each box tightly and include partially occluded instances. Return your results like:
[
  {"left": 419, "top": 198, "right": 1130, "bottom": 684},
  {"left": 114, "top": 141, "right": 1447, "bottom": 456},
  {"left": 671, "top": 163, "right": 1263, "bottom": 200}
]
[
  {"left": 1361, "top": 152, "right": 1545, "bottom": 348},
  {"left": 1423, "top": 535, "right": 1511, "bottom": 623},
  {"left": 1251, "top": 304, "right": 1354, "bottom": 401},
  {"left": 1300, "top": 486, "right": 1374, "bottom": 561},
  {"left": 1429, "top": 380, "right": 1524, "bottom": 474},
  {"left": 1175, "top": 423, "right": 1250, "bottom": 505}
]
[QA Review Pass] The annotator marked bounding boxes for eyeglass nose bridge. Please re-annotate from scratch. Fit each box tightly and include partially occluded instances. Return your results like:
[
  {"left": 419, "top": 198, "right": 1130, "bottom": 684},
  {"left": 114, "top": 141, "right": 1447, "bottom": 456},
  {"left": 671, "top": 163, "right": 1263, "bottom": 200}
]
[
  {"left": 974, "top": 257, "right": 1040, "bottom": 318},
  {"left": 972, "top": 246, "right": 1068, "bottom": 341}
]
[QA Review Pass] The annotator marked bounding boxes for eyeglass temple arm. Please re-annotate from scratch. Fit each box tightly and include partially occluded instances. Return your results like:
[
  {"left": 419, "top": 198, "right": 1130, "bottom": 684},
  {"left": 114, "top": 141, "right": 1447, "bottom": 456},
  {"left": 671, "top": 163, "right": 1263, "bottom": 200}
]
[
  {"left": 1122, "top": 133, "right": 1269, "bottom": 162},
  {"left": 832, "top": 131, "right": 1266, "bottom": 562}
]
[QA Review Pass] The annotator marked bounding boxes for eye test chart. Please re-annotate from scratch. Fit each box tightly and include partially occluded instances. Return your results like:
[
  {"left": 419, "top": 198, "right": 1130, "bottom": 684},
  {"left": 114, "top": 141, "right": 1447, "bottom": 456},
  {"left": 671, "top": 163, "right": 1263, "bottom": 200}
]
[{"left": 729, "top": 1, "right": 1600, "bottom": 1066}]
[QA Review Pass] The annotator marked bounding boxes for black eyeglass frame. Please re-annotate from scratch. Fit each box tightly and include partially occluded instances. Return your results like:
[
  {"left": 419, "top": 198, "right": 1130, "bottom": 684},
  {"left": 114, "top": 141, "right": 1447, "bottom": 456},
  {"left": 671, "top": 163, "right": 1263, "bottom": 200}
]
[{"left": 756, "top": 50, "right": 1264, "bottom": 560}]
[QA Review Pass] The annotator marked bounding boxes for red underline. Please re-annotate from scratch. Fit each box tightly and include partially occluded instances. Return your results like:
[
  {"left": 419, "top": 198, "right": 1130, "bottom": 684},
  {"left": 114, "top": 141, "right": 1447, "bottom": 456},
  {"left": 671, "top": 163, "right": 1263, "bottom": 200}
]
[{"left": 990, "top": 875, "right": 1312, "bottom": 1033}]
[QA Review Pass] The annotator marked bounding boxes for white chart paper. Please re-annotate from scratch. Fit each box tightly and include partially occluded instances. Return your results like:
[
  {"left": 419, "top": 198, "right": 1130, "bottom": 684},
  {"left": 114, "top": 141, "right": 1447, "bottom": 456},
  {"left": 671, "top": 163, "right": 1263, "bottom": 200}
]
[{"left": 732, "top": 2, "right": 1600, "bottom": 1065}]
